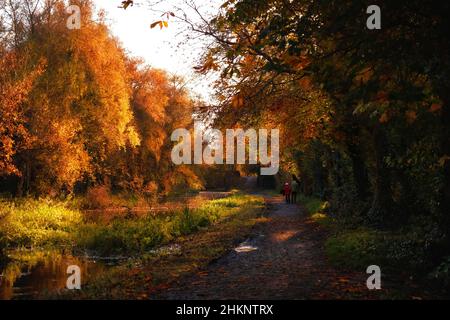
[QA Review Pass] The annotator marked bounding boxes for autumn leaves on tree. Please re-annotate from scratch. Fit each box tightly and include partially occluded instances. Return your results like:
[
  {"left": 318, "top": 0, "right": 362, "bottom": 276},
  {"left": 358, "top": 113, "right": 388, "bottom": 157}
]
[
  {"left": 190, "top": 0, "right": 450, "bottom": 253},
  {"left": 1, "top": 0, "right": 450, "bottom": 274},
  {"left": 0, "top": 0, "right": 199, "bottom": 196}
]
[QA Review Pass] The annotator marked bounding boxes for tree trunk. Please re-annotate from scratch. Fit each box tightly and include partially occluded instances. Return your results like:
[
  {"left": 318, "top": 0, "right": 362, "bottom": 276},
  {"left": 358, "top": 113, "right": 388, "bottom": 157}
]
[
  {"left": 347, "top": 142, "right": 370, "bottom": 202},
  {"left": 17, "top": 174, "right": 24, "bottom": 197},
  {"left": 438, "top": 88, "right": 450, "bottom": 243},
  {"left": 368, "top": 125, "right": 395, "bottom": 227},
  {"left": 332, "top": 151, "right": 343, "bottom": 188}
]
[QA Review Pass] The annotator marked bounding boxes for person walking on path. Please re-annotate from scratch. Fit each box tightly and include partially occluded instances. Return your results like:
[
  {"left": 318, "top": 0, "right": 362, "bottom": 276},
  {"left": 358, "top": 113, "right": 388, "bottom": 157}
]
[
  {"left": 283, "top": 182, "right": 291, "bottom": 204},
  {"left": 291, "top": 178, "right": 299, "bottom": 204}
]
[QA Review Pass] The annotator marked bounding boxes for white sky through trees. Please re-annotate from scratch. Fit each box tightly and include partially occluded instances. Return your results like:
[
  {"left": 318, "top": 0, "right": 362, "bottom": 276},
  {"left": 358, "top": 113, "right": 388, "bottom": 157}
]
[{"left": 92, "top": 0, "right": 220, "bottom": 101}]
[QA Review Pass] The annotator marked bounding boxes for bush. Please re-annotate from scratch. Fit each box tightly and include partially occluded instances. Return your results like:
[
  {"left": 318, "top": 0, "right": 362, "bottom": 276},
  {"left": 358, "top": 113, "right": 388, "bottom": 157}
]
[
  {"left": 298, "top": 195, "right": 324, "bottom": 215},
  {"left": 329, "top": 184, "right": 369, "bottom": 226},
  {"left": 85, "top": 185, "right": 112, "bottom": 209},
  {"left": 381, "top": 234, "right": 429, "bottom": 272},
  {"left": 429, "top": 256, "right": 450, "bottom": 289}
]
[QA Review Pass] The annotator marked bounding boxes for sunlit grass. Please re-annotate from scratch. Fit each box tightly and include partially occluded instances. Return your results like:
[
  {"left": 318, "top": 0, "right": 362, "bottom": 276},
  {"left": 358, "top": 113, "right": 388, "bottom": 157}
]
[
  {"left": 0, "top": 194, "right": 264, "bottom": 256},
  {"left": 298, "top": 195, "right": 333, "bottom": 228},
  {"left": 75, "top": 194, "right": 264, "bottom": 255},
  {"left": 298, "top": 195, "right": 382, "bottom": 269},
  {"left": 0, "top": 198, "right": 82, "bottom": 248},
  {"left": 299, "top": 195, "right": 327, "bottom": 215},
  {"left": 54, "top": 194, "right": 266, "bottom": 299}
]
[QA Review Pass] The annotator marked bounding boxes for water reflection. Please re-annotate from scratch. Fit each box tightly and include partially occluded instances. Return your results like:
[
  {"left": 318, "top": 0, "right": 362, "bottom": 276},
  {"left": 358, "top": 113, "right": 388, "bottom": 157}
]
[
  {"left": 0, "top": 191, "right": 232, "bottom": 299},
  {"left": 83, "top": 191, "right": 231, "bottom": 223},
  {"left": 0, "top": 250, "right": 106, "bottom": 300},
  {"left": 234, "top": 240, "right": 259, "bottom": 253}
]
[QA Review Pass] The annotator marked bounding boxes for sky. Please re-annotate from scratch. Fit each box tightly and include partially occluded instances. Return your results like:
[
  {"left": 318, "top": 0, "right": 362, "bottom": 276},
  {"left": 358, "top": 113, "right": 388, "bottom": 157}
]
[{"left": 91, "top": 0, "right": 220, "bottom": 101}]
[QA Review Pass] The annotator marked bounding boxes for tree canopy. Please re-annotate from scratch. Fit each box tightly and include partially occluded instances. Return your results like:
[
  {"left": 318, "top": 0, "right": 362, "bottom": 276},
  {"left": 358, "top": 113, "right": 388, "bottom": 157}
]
[{"left": 0, "top": 0, "right": 201, "bottom": 196}]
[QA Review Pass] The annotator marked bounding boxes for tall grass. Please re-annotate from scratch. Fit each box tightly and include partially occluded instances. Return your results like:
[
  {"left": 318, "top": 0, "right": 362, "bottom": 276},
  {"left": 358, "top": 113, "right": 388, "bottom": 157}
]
[
  {"left": 0, "top": 198, "right": 82, "bottom": 248},
  {"left": 76, "top": 194, "right": 262, "bottom": 255},
  {"left": 0, "top": 194, "right": 264, "bottom": 256},
  {"left": 299, "top": 194, "right": 327, "bottom": 216}
]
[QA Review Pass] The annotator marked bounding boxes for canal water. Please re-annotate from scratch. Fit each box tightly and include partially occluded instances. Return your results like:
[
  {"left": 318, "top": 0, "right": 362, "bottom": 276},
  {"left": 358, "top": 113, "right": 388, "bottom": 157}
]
[
  {"left": 0, "top": 250, "right": 109, "bottom": 300},
  {"left": 0, "top": 191, "right": 231, "bottom": 299}
]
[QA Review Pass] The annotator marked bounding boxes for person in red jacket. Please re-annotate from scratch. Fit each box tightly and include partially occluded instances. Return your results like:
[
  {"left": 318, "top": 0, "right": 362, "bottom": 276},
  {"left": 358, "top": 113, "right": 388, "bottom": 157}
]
[{"left": 283, "top": 182, "right": 291, "bottom": 204}]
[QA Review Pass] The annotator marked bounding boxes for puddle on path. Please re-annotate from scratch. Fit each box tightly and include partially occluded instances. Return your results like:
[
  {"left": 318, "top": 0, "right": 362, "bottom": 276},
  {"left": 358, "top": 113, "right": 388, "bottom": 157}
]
[{"left": 234, "top": 240, "right": 259, "bottom": 253}]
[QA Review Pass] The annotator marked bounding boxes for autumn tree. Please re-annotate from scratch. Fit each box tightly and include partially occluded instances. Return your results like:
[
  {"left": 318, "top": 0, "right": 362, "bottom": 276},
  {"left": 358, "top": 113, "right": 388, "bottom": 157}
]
[
  {"left": 0, "top": 50, "right": 43, "bottom": 181},
  {"left": 190, "top": 0, "right": 450, "bottom": 237},
  {"left": 0, "top": 0, "right": 202, "bottom": 196}
]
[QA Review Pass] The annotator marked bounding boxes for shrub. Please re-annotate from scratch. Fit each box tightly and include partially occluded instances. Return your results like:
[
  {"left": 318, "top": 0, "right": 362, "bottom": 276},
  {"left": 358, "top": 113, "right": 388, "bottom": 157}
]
[
  {"left": 429, "top": 256, "right": 450, "bottom": 289},
  {"left": 85, "top": 185, "right": 112, "bottom": 209},
  {"left": 298, "top": 195, "right": 324, "bottom": 214},
  {"left": 175, "top": 208, "right": 198, "bottom": 235},
  {"left": 329, "top": 184, "right": 368, "bottom": 226}
]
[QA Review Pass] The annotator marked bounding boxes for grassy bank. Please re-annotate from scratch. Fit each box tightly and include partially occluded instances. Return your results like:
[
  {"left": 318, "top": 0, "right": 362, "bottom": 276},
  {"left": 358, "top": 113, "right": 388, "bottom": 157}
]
[
  {"left": 299, "top": 195, "right": 450, "bottom": 294},
  {"left": 0, "top": 193, "right": 264, "bottom": 256},
  {"left": 75, "top": 195, "right": 263, "bottom": 255},
  {"left": 2, "top": 192, "right": 266, "bottom": 298},
  {"left": 51, "top": 193, "right": 266, "bottom": 299},
  {"left": 0, "top": 199, "right": 82, "bottom": 249}
]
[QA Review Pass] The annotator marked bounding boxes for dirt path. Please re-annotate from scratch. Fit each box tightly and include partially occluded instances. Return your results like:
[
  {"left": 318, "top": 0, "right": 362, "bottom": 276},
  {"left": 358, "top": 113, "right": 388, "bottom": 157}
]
[{"left": 153, "top": 195, "right": 382, "bottom": 300}]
